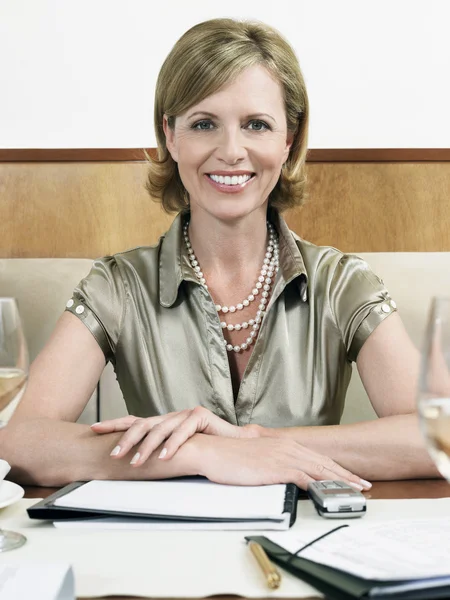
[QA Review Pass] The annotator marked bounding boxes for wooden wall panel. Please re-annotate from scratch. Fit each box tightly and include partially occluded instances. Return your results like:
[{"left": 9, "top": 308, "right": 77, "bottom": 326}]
[
  {"left": 1, "top": 161, "right": 449, "bottom": 258},
  {"left": 286, "top": 162, "right": 450, "bottom": 252},
  {"left": 1, "top": 148, "right": 450, "bottom": 162},
  {"left": 0, "top": 162, "right": 172, "bottom": 258}
]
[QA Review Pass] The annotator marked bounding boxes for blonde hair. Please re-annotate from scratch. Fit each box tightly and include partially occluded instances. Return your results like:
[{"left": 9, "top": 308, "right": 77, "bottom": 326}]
[{"left": 147, "top": 18, "right": 309, "bottom": 213}]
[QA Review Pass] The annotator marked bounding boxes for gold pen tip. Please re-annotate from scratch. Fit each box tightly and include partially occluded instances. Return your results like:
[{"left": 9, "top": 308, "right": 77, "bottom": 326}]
[{"left": 268, "top": 573, "right": 281, "bottom": 589}]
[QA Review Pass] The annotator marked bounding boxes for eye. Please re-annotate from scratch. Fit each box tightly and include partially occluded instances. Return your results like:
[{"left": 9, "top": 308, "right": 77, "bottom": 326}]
[
  {"left": 192, "top": 120, "right": 215, "bottom": 131},
  {"left": 247, "top": 120, "right": 270, "bottom": 132}
]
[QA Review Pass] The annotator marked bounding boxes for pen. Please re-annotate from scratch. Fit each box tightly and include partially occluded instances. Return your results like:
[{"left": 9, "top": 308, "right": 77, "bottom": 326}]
[{"left": 248, "top": 541, "right": 282, "bottom": 589}]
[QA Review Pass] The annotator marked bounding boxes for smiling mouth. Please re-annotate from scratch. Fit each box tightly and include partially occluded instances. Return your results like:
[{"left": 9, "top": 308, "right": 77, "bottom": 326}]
[{"left": 207, "top": 173, "right": 255, "bottom": 186}]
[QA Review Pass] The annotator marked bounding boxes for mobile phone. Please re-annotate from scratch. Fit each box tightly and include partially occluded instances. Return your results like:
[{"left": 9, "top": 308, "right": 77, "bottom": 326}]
[{"left": 307, "top": 480, "right": 367, "bottom": 518}]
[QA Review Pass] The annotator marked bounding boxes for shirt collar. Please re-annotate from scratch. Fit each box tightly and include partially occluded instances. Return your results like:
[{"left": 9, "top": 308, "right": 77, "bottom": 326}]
[
  {"left": 159, "top": 211, "right": 192, "bottom": 307},
  {"left": 159, "top": 209, "right": 308, "bottom": 308},
  {"left": 269, "top": 208, "right": 308, "bottom": 302}
]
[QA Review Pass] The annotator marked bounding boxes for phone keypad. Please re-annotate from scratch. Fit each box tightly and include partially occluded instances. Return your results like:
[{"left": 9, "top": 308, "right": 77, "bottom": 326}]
[{"left": 315, "top": 481, "right": 348, "bottom": 490}]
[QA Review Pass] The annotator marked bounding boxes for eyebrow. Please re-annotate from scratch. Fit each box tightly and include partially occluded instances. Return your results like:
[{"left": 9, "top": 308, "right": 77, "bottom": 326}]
[{"left": 187, "top": 111, "right": 277, "bottom": 122}]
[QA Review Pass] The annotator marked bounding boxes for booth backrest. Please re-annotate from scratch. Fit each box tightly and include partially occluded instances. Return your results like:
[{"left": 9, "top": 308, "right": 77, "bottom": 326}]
[
  {"left": 342, "top": 252, "right": 450, "bottom": 423},
  {"left": 0, "top": 259, "right": 101, "bottom": 423},
  {"left": 1, "top": 253, "right": 450, "bottom": 425}
]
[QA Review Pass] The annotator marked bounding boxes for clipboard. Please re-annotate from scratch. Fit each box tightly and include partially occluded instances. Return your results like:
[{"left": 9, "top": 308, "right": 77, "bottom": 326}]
[
  {"left": 245, "top": 534, "right": 450, "bottom": 600},
  {"left": 28, "top": 479, "right": 300, "bottom": 529}
]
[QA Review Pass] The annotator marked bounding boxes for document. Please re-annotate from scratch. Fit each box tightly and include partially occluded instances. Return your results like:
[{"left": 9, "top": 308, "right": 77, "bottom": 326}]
[
  {"left": 0, "top": 563, "right": 74, "bottom": 600},
  {"left": 267, "top": 517, "right": 450, "bottom": 581},
  {"left": 28, "top": 477, "right": 299, "bottom": 530},
  {"left": 53, "top": 516, "right": 292, "bottom": 530}
]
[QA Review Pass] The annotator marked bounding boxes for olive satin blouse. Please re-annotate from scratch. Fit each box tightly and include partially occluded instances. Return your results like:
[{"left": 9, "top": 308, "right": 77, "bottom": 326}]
[{"left": 65, "top": 211, "right": 396, "bottom": 427}]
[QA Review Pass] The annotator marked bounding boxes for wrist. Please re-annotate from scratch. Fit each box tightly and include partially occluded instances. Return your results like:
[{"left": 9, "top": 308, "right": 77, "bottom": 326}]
[
  {"left": 184, "top": 433, "right": 213, "bottom": 477},
  {"left": 248, "top": 424, "right": 287, "bottom": 439},
  {"left": 241, "top": 423, "right": 265, "bottom": 438},
  {"left": 176, "top": 433, "right": 206, "bottom": 477}
]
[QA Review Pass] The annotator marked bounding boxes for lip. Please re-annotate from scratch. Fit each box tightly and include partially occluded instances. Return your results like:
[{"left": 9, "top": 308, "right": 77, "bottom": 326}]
[
  {"left": 205, "top": 173, "right": 256, "bottom": 194},
  {"left": 207, "top": 170, "right": 254, "bottom": 176}
]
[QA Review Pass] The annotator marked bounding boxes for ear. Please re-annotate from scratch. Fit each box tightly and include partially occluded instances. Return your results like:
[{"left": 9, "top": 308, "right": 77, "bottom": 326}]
[
  {"left": 282, "top": 131, "right": 294, "bottom": 164},
  {"left": 163, "top": 115, "right": 178, "bottom": 162}
]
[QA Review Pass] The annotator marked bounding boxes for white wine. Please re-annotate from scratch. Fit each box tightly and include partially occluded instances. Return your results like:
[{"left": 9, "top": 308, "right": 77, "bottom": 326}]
[
  {"left": 0, "top": 368, "right": 27, "bottom": 412},
  {"left": 418, "top": 397, "right": 450, "bottom": 481}
]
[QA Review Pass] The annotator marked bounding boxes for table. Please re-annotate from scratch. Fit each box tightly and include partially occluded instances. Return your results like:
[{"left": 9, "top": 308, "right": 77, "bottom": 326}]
[{"left": 24, "top": 479, "right": 450, "bottom": 600}]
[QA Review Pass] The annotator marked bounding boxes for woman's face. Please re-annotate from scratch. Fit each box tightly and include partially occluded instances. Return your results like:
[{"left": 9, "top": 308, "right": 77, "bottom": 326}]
[{"left": 164, "top": 65, "right": 293, "bottom": 222}]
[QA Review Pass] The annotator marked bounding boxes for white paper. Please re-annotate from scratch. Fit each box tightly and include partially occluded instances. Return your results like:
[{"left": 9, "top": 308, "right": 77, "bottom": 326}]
[
  {"left": 54, "top": 479, "right": 288, "bottom": 520},
  {"left": 0, "top": 563, "right": 74, "bottom": 600},
  {"left": 53, "top": 514, "right": 290, "bottom": 530},
  {"left": 268, "top": 517, "right": 450, "bottom": 581}
]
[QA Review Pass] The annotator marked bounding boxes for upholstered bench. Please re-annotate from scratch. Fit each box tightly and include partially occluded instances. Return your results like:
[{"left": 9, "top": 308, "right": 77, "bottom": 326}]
[
  {"left": 0, "top": 259, "right": 111, "bottom": 424},
  {"left": 1, "top": 254, "right": 449, "bottom": 425}
]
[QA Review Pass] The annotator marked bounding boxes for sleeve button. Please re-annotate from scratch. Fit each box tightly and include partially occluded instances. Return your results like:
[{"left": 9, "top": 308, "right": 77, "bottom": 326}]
[
  {"left": 390, "top": 300, "right": 397, "bottom": 309},
  {"left": 381, "top": 303, "right": 391, "bottom": 313},
  {"left": 66, "top": 299, "right": 74, "bottom": 308},
  {"left": 75, "top": 305, "right": 85, "bottom": 314}
]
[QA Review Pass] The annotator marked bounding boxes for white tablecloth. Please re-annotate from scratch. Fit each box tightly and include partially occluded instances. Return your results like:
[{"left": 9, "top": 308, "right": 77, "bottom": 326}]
[{"left": 2, "top": 496, "right": 450, "bottom": 598}]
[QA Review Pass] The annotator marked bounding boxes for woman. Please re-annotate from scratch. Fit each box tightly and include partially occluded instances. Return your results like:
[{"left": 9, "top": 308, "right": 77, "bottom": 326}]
[{"left": 2, "top": 18, "right": 438, "bottom": 488}]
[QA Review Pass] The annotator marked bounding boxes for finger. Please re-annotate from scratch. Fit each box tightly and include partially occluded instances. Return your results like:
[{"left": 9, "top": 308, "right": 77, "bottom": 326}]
[
  {"left": 324, "top": 462, "right": 369, "bottom": 490},
  {"left": 158, "top": 413, "right": 204, "bottom": 460},
  {"left": 129, "top": 412, "right": 192, "bottom": 466},
  {"left": 307, "top": 452, "right": 369, "bottom": 490},
  {"left": 109, "top": 419, "right": 155, "bottom": 459},
  {"left": 283, "top": 469, "right": 315, "bottom": 491},
  {"left": 96, "top": 410, "right": 187, "bottom": 434},
  {"left": 293, "top": 445, "right": 371, "bottom": 491},
  {"left": 92, "top": 415, "right": 140, "bottom": 433},
  {"left": 191, "top": 405, "right": 240, "bottom": 438},
  {"left": 298, "top": 458, "right": 364, "bottom": 492}
]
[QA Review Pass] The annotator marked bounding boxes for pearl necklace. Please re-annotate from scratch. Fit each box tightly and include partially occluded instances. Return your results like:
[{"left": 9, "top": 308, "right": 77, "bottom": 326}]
[{"left": 183, "top": 221, "right": 279, "bottom": 353}]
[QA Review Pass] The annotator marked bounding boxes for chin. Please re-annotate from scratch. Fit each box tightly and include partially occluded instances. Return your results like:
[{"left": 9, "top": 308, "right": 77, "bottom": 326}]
[{"left": 197, "top": 198, "right": 268, "bottom": 223}]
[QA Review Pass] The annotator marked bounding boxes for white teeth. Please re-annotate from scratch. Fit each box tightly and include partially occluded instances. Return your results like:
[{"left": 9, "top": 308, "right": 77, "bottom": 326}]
[{"left": 209, "top": 174, "right": 252, "bottom": 185}]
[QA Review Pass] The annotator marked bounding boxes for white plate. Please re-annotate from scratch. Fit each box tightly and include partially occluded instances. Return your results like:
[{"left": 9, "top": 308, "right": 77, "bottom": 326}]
[{"left": 0, "top": 480, "right": 25, "bottom": 509}]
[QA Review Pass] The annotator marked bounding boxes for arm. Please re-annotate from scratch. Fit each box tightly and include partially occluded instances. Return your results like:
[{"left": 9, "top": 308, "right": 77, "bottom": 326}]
[
  {"left": 2, "top": 312, "right": 198, "bottom": 486},
  {"left": 256, "top": 314, "right": 440, "bottom": 481},
  {"left": 1, "top": 418, "right": 199, "bottom": 486},
  {"left": 4, "top": 313, "right": 364, "bottom": 490},
  {"left": 90, "top": 315, "right": 438, "bottom": 483}
]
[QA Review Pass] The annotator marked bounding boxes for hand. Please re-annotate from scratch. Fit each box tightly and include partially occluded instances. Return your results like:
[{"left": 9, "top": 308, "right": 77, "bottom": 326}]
[
  {"left": 91, "top": 407, "right": 258, "bottom": 467},
  {"left": 192, "top": 434, "right": 368, "bottom": 491}
]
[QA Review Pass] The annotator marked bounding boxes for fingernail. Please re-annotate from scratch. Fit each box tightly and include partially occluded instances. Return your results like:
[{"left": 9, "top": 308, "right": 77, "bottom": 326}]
[
  {"left": 348, "top": 481, "right": 364, "bottom": 491},
  {"left": 91, "top": 422, "right": 101, "bottom": 427},
  {"left": 130, "top": 452, "right": 140, "bottom": 465},
  {"left": 359, "top": 478, "right": 372, "bottom": 490},
  {"left": 158, "top": 447, "right": 168, "bottom": 459},
  {"left": 110, "top": 445, "right": 121, "bottom": 456}
]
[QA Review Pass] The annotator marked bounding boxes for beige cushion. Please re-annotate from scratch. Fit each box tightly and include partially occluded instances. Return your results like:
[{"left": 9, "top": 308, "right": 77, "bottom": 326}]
[
  {"left": 341, "top": 252, "right": 450, "bottom": 424},
  {"left": 1, "top": 254, "right": 449, "bottom": 426},
  {"left": 0, "top": 259, "right": 104, "bottom": 424}
]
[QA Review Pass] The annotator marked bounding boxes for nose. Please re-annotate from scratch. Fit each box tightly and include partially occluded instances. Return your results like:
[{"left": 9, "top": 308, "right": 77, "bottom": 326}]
[{"left": 215, "top": 127, "right": 247, "bottom": 165}]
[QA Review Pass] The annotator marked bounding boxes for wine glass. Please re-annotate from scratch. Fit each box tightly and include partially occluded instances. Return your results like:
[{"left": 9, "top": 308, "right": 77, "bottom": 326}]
[
  {"left": 417, "top": 297, "right": 450, "bottom": 482},
  {"left": 0, "top": 297, "right": 28, "bottom": 551}
]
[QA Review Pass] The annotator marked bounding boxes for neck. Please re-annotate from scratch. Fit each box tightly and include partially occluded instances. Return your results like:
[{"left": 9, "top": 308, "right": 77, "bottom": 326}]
[{"left": 186, "top": 209, "right": 270, "bottom": 284}]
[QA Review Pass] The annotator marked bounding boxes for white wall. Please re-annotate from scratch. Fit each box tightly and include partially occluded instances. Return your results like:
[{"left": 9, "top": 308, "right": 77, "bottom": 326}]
[{"left": 0, "top": 0, "right": 449, "bottom": 148}]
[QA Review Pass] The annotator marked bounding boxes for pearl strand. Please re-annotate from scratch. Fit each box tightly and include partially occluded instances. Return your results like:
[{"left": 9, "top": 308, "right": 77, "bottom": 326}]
[
  {"left": 183, "top": 220, "right": 280, "bottom": 353},
  {"left": 215, "top": 223, "right": 277, "bottom": 314}
]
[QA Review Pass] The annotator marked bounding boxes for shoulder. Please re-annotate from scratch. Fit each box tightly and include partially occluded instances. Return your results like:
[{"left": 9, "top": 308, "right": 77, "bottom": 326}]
[
  {"left": 289, "top": 230, "right": 367, "bottom": 284},
  {"left": 288, "top": 229, "right": 387, "bottom": 307},
  {"left": 75, "top": 239, "right": 164, "bottom": 307},
  {"left": 110, "top": 238, "right": 163, "bottom": 268},
  {"left": 91, "top": 238, "right": 164, "bottom": 282},
  {"left": 290, "top": 230, "right": 343, "bottom": 264}
]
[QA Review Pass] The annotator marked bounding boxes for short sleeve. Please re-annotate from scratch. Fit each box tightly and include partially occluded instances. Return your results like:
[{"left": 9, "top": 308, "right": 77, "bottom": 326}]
[
  {"left": 328, "top": 254, "right": 398, "bottom": 362},
  {"left": 64, "top": 256, "right": 125, "bottom": 362}
]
